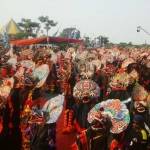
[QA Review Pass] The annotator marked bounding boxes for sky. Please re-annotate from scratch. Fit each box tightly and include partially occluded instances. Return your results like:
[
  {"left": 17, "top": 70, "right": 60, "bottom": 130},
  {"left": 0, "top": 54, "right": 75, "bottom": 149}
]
[{"left": 0, "top": 0, "right": 150, "bottom": 44}]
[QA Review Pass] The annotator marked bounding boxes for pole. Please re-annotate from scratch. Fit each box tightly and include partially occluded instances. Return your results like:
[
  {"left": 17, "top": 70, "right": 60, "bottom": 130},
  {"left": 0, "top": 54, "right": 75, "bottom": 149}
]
[{"left": 137, "top": 26, "right": 150, "bottom": 37}]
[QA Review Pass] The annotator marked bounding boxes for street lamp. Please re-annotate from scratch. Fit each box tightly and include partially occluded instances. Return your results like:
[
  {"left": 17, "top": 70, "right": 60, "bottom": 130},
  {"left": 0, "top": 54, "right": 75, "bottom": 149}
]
[
  {"left": 137, "top": 26, "right": 150, "bottom": 36},
  {"left": 137, "top": 26, "right": 141, "bottom": 32}
]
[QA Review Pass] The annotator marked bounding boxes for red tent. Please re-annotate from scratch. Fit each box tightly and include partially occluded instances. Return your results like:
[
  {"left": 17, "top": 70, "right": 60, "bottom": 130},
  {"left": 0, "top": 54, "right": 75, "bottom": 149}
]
[{"left": 10, "top": 37, "right": 83, "bottom": 46}]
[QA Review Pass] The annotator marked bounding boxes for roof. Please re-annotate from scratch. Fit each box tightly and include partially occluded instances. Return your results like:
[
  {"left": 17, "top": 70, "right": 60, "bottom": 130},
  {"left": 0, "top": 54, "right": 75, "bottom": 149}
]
[
  {"left": 6, "top": 19, "right": 21, "bottom": 35},
  {"left": 0, "top": 25, "right": 4, "bottom": 34}
]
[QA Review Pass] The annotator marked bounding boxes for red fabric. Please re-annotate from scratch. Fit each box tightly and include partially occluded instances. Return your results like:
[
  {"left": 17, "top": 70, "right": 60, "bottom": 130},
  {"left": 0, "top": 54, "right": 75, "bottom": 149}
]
[
  {"left": 56, "top": 104, "right": 76, "bottom": 150},
  {"left": 10, "top": 68, "right": 15, "bottom": 76},
  {"left": 110, "top": 140, "right": 119, "bottom": 150},
  {"left": 117, "top": 68, "right": 126, "bottom": 73},
  {"left": 1, "top": 68, "right": 7, "bottom": 78},
  {"left": 11, "top": 37, "right": 83, "bottom": 46},
  {"left": 143, "top": 80, "right": 150, "bottom": 86},
  {"left": 72, "top": 130, "right": 88, "bottom": 150},
  {"left": 49, "top": 37, "right": 83, "bottom": 44},
  {"left": 0, "top": 117, "right": 3, "bottom": 134},
  {"left": 11, "top": 37, "right": 46, "bottom": 46},
  {"left": 25, "top": 99, "right": 33, "bottom": 108},
  {"left": 111, "top": 87, "right": 127, "bottom": 91},
  {"left": 100, "top": 85, "right": 105, "bottom": 90},
  {"left": 79, "top": 131, "right": 88, "bottom": 149},
  {"left": 71, "top": 143, "right": 79, "bottom": 150},
  {"left": 8, "top": 95, "right": 13, "bottom": 114},
  {"left": 110, "top": 140, "right": 124, "bottom": 150},
  {"left": 110, "top": 133, "right": 125, "bottom": 150},
  {"left": 74, "top": 120, "right": 86, "bottom": 133},
  {"left": 31, "top": 98, "right": 47, "bottom": 108}
]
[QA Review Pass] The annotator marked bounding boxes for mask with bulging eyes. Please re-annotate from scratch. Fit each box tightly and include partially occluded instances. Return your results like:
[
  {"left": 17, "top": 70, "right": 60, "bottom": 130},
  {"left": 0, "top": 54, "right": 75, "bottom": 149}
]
[
  {"left": 82, "top": 96, "right": 90, "bottom": 103},
  {"left": 134, "top": 101, "right": 146, "bottom": 113}
]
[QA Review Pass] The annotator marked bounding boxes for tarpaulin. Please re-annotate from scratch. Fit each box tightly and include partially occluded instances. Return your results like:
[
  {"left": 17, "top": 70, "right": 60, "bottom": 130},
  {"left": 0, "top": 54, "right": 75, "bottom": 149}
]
[{"left": 10, "top": 37, "right": 83, "bottom": 46}]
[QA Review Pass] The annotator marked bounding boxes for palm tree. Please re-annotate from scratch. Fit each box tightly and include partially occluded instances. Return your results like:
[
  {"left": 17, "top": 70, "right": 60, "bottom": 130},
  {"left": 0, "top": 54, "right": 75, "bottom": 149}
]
[
  {"left": 38, "top": 16, "right": 57, "bottom": 37},
  {"left": 18, "top": 18, "right": 40, "bottom": 37}
]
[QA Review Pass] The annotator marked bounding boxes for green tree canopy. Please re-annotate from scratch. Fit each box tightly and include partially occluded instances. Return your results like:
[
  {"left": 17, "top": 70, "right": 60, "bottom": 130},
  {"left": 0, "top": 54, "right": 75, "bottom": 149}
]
[
  {"left": 38, "top": 16, "right": 57, "bottom": 36},
  {"left": 60, "top": 27, "right": 80, "bottom": 39},
  {"left": 18, "top": 18, "right": 40, "bottom": 38},
  {"left": 83, "top": 36, "right": 91, "bottom": 48}
]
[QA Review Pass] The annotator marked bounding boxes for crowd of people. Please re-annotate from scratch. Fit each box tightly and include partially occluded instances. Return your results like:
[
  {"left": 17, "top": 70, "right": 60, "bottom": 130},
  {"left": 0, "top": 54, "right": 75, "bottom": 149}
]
[{"left": 0, "top": 44, "right": 150, "bottom": 150}]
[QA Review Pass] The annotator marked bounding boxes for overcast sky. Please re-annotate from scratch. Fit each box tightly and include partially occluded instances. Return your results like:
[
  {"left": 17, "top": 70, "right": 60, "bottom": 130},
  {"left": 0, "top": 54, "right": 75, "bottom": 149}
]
[{"left": 0, "top": 0, "right": 150, "bottom": 44}]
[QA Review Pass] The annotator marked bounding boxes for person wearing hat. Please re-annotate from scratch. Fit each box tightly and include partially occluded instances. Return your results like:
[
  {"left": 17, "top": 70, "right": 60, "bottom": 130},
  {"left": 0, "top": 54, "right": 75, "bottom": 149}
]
[{"left": 127, "top": 114, "right": 149, "bottom": 150}]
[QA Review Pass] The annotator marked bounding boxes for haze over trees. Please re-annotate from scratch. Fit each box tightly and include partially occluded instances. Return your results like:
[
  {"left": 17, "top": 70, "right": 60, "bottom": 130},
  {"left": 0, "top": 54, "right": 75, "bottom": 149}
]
[{"left": 2, "top": 17, "right": 148, "bottom": 48}]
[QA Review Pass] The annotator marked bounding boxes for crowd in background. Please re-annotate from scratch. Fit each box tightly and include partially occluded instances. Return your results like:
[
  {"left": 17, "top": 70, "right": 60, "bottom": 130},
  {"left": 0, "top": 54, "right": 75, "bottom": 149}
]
[{"left": 0, "top": 44, "right": 150, "bottom": 150}]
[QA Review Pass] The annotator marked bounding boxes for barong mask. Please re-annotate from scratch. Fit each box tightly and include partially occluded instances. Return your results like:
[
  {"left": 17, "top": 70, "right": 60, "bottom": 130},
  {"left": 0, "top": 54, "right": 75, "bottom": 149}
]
[
  {"left": 88, "top": 99, "right": 130, "bottom": 134},
  {"left": 134, "top": 101, "right": 147, "bottom": 113},
  {"left": 109, "top": 72, "right": 130, "bottom": 90},
  {"left": 73, "top": 79, "right": 100, "bottom": 103}
]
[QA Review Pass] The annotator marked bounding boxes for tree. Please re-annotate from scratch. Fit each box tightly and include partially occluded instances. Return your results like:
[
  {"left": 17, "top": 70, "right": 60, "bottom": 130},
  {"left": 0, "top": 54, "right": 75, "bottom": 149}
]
[
  {"left": 15, "top": 32, "right": 29, "bottom": 39},
  {"left": 97, "top": 36, "right": 109, "bottom": 47},
  {"left": 118, "top": 42, "right": 128, "bottom": 48},
  {"left": 18, "top": 18, "right": 40, "bottom": 38},
  {"left": 128, "top": 42, "right": 133, "bottom": 46},
  {"left": 60, "top": 27, "right": 80, "bottom": 39},
  {"left": 105, "top": 42, "right": 114, "bottom": 48},
  {"left": 38, "top": 16, "right": 57, "bottom": 36},
  {"left": 103, "top": 37, "right": 109, "bottom": 46},
  {"left": 118, "top": 42, "right": 136, "bottom": 49},
  {"left": 83, "top": 36, "right": 91, "bottom": 48}
]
